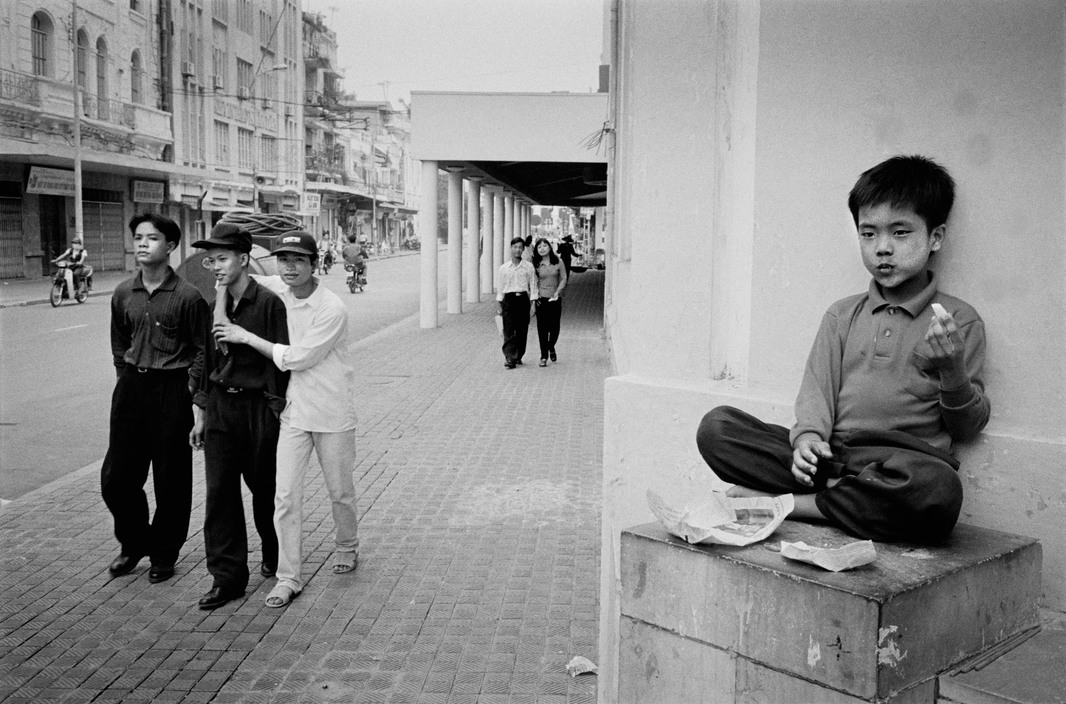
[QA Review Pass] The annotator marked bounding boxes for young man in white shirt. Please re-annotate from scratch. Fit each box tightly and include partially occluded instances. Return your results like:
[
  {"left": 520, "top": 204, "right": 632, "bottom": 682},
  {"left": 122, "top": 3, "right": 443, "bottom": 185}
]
[
  {"left": 213, "top": 230, "right": 359, "bottom": 608},
  {"left": 496, "top": 236, "right": 538, "bottom": 369}
]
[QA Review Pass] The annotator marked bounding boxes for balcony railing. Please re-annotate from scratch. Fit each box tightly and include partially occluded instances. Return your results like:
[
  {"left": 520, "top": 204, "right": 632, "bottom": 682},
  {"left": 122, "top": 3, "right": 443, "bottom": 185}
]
[{"left": 0, "top": 68, "right": 41, "bottom": 106}]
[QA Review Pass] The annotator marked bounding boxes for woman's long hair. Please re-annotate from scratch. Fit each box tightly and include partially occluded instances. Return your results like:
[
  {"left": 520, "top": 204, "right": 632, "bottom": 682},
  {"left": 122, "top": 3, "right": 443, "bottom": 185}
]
[{"left": 531, "top": 237, "right": 559, "bottom": 268}]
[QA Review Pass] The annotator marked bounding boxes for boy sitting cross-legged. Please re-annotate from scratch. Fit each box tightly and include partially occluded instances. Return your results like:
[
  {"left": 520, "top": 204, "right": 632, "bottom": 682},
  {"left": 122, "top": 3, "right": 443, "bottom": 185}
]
[{"left": 697, "top": 155, "right": 990, "bottom": 544}]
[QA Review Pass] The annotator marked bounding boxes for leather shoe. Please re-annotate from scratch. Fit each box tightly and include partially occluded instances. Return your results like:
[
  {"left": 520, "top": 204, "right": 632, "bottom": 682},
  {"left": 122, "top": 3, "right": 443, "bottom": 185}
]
[
  {"left": 504, "top": 361, "right": 516, "bottom": 369},
  {"left": 260, "top": 562, "right": 276, "bottom": 578},
  {"left": 198, "top": 586, "right": 245, "bottom": 610},
  {"left": 108, "top": 553, "right": 142, "bottom": 578},
  {"left": 148, "top": 564, "right": 175, "bottom": 583}
]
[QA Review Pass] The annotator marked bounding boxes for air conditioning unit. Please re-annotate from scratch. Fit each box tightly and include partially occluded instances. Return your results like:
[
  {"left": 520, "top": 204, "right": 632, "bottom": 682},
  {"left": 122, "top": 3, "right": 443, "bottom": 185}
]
[
  {"left": 212, "top": 75, "right": 224, "bottom": 90},
  {"left": 237, "top": 87, "right": 251, "bottom": 100},
  {"left": 180, "top": 61, "right": 195, "bottom": 77}
]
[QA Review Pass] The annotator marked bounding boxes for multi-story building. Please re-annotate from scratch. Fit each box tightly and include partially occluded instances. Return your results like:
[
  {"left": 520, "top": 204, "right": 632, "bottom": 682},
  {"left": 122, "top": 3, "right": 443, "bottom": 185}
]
[
  {"left": 168, "top": 0, "right": 304, "bottom": 253},
  {"left": 0, "top": 0, "right": 175, "bottom": 278}
]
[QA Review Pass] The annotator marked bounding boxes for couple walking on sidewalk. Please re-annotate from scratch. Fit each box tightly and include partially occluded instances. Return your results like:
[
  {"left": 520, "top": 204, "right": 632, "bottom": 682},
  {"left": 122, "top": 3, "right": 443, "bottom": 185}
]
[
  {"left": 497, "top": 236, "right": 568, "bottom": 368},
  {"left": 100, "top": 216, "right": 359, "bottom": 612}
]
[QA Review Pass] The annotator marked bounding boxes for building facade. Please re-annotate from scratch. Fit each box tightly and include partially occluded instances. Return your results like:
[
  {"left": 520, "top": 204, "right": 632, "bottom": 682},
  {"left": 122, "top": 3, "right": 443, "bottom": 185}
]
[{"left": 0, "top": 0, "right": 174, "bottom": 277}]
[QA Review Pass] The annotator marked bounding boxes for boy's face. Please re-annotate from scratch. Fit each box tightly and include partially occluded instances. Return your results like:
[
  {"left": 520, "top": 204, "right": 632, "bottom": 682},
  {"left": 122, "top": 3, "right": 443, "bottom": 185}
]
[
  {"left": 204, "top": 248, "right": 248, "bottom": 288},
  {"left": 511, "top": 241, "right": 524, "bottom": 259},
  {"left": 276, "top": 252, "right": 314, "bottom": 289},
  {"left": 857, "top": 202, "right": 943, "bottom": 301},
  {"left": 133, "top": 222, "right": 175, "bottom": 266}
]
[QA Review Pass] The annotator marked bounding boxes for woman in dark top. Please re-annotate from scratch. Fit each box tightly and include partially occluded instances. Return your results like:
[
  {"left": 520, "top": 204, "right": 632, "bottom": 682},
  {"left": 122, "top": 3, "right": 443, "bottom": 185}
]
[{"left": 531, "top": 238, "right": 568, "bottom": 366}]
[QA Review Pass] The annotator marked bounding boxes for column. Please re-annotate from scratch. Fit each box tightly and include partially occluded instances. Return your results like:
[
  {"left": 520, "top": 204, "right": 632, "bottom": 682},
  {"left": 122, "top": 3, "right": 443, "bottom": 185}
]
[
  {"left": 513, "top": 198, "right": 523, "bottom": 243},
  {"left": 493, "top": 189, "right": 505, "bottom": 290},
  {"left": 465, "top": 176, "right": 482, "bottom": 303},
  {"left": 481, "top": 186, "right": 496, "bottom": 296},
  {"left": 419, "top": 160, "right": 439, "bottom": 329},
  {"left": 503, "top": 192, "right": 514, "bottom": 246},
  {"left": 447, "top": 167, "right": 464, "bottom": 315}
]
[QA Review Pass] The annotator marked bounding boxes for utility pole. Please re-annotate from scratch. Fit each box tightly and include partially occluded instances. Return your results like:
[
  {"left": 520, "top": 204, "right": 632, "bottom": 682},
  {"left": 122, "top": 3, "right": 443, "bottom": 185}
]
[{"left": 71, "top": 0, "right": 84, "bottom": 243}]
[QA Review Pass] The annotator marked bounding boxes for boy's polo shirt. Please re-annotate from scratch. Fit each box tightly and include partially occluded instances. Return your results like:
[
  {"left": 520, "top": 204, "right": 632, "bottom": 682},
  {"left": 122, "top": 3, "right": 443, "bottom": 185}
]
[{"left": 792, "top": 271, "right": 990, "bottom": 453}]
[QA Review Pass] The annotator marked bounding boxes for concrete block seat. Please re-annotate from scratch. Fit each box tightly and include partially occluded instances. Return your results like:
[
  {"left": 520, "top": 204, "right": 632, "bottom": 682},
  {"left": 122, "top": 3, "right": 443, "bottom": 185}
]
[{"left": 619, "top": 520, "right": 1042, "bottom": 704}]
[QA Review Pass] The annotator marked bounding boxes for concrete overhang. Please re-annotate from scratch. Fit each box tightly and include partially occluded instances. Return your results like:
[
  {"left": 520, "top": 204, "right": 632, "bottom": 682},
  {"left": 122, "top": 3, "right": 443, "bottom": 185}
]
[{"left": 411, "top": 91, "right": 608, "bottom": 208}]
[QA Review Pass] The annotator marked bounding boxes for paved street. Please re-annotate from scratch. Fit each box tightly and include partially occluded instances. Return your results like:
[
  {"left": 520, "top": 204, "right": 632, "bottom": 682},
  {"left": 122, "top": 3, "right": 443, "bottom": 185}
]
[{"left": 0, "top": 268, "right": 608, "bottom": 703}]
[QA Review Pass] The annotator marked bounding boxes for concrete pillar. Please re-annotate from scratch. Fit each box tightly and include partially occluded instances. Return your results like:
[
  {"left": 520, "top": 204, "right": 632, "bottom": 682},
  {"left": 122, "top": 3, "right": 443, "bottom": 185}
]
[
  {"left": 446, "top": 167, "right": 464, "bottom": 315},
  {"left": 514, "top": 199, "right": 523, "bottom": 242},
  {"left": 419, "top": 160, "right": 439, "bottom": 329},
  {"left": 465, "top": 176, "right": 482, "bottom": 303},
  {"left": 481, "top": 186, "right": 495, "bottom": 297},
  {"left": 493, "top": 189, "right": 505, "bottom": 290},
  {"left": 503, "top": 192, "right": 514, "bottom": 245}
]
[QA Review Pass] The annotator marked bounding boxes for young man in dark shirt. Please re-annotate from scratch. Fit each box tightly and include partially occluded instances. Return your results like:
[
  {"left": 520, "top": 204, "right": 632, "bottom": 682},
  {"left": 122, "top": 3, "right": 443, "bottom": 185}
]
[
  {"left": 189, "top": 223, "right": 289, "bottom": 610},
  {"left": 102, "top": 214, "right": 208, "bottom": 583}
]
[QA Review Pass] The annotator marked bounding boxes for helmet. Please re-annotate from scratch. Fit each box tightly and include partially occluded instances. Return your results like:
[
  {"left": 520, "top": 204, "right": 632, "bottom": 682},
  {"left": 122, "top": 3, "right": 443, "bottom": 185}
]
[{"left": 358, "top": 235, "right": 368, "bottom": 244}]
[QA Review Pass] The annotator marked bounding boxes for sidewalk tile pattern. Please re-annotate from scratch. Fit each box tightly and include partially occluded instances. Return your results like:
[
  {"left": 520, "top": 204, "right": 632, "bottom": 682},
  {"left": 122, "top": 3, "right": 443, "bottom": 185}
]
[{"left": 0, "top": 270, "right": 608, "bottom": 704}]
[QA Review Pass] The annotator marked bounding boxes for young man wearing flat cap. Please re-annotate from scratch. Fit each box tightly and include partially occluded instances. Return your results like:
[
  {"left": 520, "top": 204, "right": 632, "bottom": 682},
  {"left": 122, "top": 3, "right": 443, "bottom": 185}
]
[
  {"left": 189, "top": 223, "right": 289, "bottom": 610},
  {"left": 214, "top": 231, "right": 360, "bottom": 608}
]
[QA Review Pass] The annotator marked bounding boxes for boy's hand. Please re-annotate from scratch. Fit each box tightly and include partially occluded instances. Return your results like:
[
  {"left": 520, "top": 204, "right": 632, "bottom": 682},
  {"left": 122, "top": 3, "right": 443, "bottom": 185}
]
[
  {"left": 791, "top": 433, "right": 832, "bottom": 487},
  {"left": 189, "top": 406, "right": 204, "bottom": 450},
  {"left": 213, "top": 321, "right": 250, "bottom": 345},
  {"left": 926, "top": 304, "right": 968, "bottom": 387}
]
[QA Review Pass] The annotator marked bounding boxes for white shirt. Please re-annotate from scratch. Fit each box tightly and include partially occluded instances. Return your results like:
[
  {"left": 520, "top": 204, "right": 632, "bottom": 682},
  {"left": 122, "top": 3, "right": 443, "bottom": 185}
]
[
  {"left": 496, "top": 259, "right": 537, "bottom": 302},
  {"left": 256, "top": 275, "right": 357, "bottom": 433}
]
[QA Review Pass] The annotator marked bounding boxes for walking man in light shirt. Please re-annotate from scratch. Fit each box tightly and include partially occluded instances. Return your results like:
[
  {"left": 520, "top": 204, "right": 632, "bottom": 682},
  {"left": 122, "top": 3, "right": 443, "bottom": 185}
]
[
  {"left": 496, "top": 236, "right": 538, "bottom": 369},
  {"left": 213, "top": 230, "right": 359, "bottom": 608}
]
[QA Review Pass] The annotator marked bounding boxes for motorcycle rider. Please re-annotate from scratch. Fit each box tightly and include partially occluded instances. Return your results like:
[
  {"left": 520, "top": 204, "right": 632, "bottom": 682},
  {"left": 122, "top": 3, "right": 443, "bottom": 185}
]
[
  {"left": 341, "top": 234, "right": 368, "bottom": 285},
  {"left": 52, "top": 237, "right": 91, "bottom": 299}
]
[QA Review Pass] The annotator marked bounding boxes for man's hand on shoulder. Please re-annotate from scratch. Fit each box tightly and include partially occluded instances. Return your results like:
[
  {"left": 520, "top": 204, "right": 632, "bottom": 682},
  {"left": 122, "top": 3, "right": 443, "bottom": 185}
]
[
  {"left": 926, "top": 303, "right": 969, "bottom": 388},
  {"left": 791, "top": 432, "right": 832, "bottom": 488}
]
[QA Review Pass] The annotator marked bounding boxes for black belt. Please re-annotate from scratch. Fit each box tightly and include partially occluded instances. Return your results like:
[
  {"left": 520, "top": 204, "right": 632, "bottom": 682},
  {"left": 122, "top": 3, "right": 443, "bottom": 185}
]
[
  {"left": 131, "top": 366, "right": 188, "bottom": 376},
  {"left": 504, "top": 292, "right": 529, "bottom": 298}
]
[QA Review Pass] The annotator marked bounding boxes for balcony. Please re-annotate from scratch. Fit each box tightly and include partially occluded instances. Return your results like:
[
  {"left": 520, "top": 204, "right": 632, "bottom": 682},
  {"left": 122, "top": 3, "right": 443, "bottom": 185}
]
[
  {"left": 0, "top": 69, "right": 41, "bottom": 106},
  {"left": 305, "top": 148, "right": 346, "bottom": 181}
]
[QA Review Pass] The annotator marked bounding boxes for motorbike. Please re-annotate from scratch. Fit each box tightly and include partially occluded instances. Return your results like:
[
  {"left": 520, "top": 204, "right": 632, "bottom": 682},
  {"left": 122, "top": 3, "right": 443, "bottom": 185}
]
[
  {"left": 50, "top": 262, "right": 93, "bottom": 307},
  {"left": 320, "top": 251, "right": 334, "bottom": 275},
  {"left": 345, "top": 263, "right": 366, "bottom": 293}
]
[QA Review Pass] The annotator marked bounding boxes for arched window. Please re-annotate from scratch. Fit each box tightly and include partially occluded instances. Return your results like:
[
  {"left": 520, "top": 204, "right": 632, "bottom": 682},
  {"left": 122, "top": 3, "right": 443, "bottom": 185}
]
[
  {"left": 130, "top": 51, "right": 142, "bottom": 104},
  {"left": 76, "top": 29, "right": 89, "bottom": 91},
  {"left": 96, "top": 37, "right": 108, "bottom": 119},
  {"left": 31, "top": 12, "right": 54, "bottom": 77}
]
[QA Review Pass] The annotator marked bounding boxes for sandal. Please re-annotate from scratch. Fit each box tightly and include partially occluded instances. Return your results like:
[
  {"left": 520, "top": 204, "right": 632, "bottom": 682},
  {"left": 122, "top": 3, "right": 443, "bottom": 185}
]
[
  {"left": 332, "top": 553, "right": 358, "bottom": 574},
  {"left": 264, "top": 584, "right": 300, "bottom": 608}
]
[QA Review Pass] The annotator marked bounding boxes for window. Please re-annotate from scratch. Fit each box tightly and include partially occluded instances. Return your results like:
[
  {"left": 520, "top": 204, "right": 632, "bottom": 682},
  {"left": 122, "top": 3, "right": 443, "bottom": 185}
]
[
  {"left": 96, "top": 38, "right": 108, "bottom": 120},
  {"left": 130, "top": 51, "right": 142, "bottom": 104},
  {"left": 237, "top": 128, "right": 254, "bottom": 170},
  {"left": 76, "top": 30, "right": 89, "bottom": 92},
  {"left": 213, "top": 0, "right": 228, "bottom": 24},
  {"left": 214, "top": 121, "right": 230, "bottom": 167},
  {"left": 236, "top": 58, "right": 253, "bottom": 94},
  {"left": 260, "top": 135, "right": 277, "bottom": 173},
  {"left": 31, "top": 13, "right": 53, "bottom": 77},
  {"left": 236, "top": 0, "right": 253, "bottom": 35}
]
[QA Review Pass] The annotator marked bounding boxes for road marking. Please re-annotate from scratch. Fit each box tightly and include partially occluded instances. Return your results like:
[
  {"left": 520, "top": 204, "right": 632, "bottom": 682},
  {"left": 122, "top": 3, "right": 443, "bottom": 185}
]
[{"left": 54, "top": 324, "right": 88, "bottom": 332}]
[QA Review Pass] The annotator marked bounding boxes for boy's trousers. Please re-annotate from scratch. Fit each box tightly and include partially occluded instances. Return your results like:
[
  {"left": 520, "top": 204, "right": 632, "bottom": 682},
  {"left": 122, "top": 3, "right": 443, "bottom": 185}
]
[
  {"left": 274, "top": 423, "right": 360, "bottom": 593},
  {"left": 203, "top": 388, "right": 280, "bottom": 591},
  {"left": 101, "top": 367, "right": 193, "bottom": 567},
  {"left": 500, "top": 291, "right": 530, "bottom": 364},
  {"left": 696, "top": 406, "right": 963, "bottom": 543},
  {"left": 535, "top": 297, "right": 562, "bottom": 359}
]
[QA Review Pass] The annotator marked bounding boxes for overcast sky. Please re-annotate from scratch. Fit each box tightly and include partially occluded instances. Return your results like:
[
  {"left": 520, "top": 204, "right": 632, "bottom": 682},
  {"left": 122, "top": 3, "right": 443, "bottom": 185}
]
[{"left": 301, "top": 0, "right": 605, "bottom": 106}]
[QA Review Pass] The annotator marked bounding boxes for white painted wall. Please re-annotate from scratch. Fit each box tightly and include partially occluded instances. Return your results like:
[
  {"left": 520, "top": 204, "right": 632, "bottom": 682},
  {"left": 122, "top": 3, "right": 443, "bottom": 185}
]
[{"left": 601, "top": 1, "right": 1066, "bottom": 702}]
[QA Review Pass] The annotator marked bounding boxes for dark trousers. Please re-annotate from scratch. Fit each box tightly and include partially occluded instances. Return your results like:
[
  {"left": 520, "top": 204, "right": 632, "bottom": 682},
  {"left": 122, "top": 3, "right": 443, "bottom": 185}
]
[
  {"left": 100, "top": 367, "right": 193, "bottom": 567},
  {"left": 501, "top": 292, "right": 530, "bottom": 364},
  {"left": 535, "top": 297, "right": 562, "bottom": 359},
  {"left": 696, "top": 406, "right": 963, "bottom": 543},
  {"left": 203, "top": 389, "right": 280, "bottom": 591}
]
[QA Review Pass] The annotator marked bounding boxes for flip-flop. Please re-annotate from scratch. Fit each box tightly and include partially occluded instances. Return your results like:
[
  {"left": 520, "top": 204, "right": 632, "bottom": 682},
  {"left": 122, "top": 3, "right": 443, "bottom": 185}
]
[
  {"left": 332, "top": 554, "right": 358, "bottom": 574},
  {"left": 264, "top": 584, "right": 300, "bottom": 608}
]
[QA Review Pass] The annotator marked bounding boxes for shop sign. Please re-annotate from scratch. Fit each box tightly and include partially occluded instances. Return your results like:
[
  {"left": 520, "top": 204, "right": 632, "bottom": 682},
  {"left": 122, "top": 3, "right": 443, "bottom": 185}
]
[
  {"left": 132, "top": 180, "right": 165, "bottom": 203},
  {"left": 302, "top": 192, "right": 321, "bottom": 215},
  {"left": 26, "top": 166, "right": 75, "bottom": 196}
]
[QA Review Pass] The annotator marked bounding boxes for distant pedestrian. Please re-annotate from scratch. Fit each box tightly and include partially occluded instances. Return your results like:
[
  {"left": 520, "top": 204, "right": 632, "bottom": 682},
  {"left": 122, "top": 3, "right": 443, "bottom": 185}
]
[
  {"left": 556, "top": 235, "right": 581, "bottom": 277},
  {"left": 214, "top": 231, "right": 360, "bottom": 608},
  {"left": 189, "top": 223, "right": 289, "bottom": 611},
  {"left": 521, "top": 235, "right": 534, "bottom": 262},
  {"left": 101, "top": 214, "right": 208, "bottom": 583},
  {"left": 532, "top": 237, "right": 567, "bottom": 366},
  {"left": 496, "top": 236, "right": 537, "bottom": 369}
]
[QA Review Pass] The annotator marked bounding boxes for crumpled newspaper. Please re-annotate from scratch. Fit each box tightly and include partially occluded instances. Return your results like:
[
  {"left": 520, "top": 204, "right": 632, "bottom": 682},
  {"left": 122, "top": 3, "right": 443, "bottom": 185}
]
[
  {"left": 780, "top": 539, "right": 877, "bottom": 571},
  {"left": 566, "top": 656, "right": 598, "bottom": 677},
  {"left": 647, "top": 489, "right": 794, "bottom": 546}
]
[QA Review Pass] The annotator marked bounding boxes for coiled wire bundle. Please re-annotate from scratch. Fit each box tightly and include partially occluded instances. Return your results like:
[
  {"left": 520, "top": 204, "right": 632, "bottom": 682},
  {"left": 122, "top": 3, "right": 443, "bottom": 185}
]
[{"left": 218, "top": 211, "right": 303, "bottom": 238}]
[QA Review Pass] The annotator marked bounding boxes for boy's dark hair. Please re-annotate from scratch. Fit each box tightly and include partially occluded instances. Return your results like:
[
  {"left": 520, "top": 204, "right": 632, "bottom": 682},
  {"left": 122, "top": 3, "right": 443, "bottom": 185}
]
[
  {"left": 129, "top": 213, "right": 181, "bottom": 244},
  {"left": 848, "top": 155, "right": 956, "bottom": 230},
  {"left": 509, "top": 236, "right": 525, "bottom": 247}
]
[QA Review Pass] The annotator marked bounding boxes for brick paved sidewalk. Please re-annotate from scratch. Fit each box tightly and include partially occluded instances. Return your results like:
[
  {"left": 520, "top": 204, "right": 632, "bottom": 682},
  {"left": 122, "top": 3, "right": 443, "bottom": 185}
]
[{"left": 0, "top": 270, "right": 608, "bottom": 704}]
